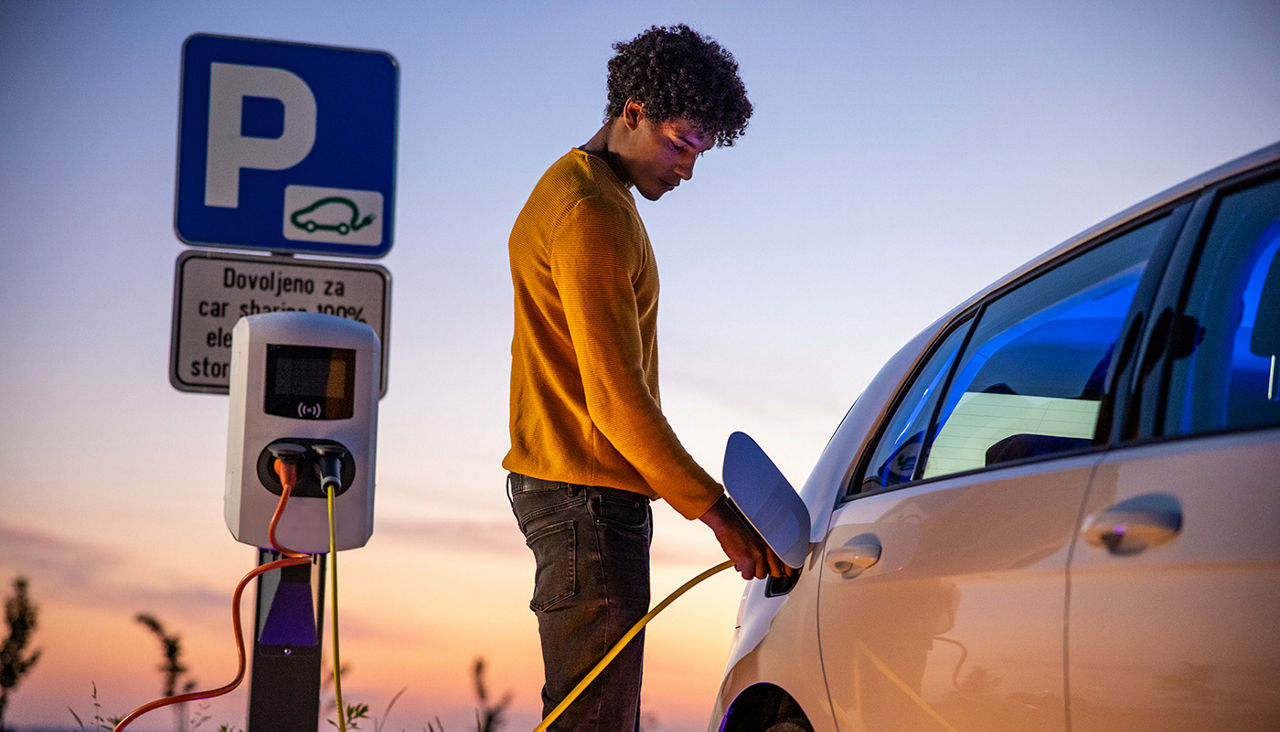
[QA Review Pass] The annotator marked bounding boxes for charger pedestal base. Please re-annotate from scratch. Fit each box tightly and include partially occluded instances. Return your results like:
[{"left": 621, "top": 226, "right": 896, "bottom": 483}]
[{"left": 248, "top": 550, "right": 325, "bottom": 732}]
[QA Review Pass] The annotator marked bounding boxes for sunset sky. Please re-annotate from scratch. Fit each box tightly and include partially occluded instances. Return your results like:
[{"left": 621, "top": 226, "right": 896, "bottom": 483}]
[{"left": 2, "top": 1, "right": 1278, "bottom": 730}]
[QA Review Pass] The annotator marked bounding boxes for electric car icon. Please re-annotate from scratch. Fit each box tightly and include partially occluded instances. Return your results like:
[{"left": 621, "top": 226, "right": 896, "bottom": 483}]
[
  {"left": 711, "top": 141, "right": 1280, "bottom": 731},
  {"left": 289, "top": 197, "right": 375, "bottom": 236}
]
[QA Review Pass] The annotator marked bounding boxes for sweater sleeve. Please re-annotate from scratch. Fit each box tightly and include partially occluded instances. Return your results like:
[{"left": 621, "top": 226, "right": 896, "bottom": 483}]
[{"left": 548, "top": 195, "right": 723, "bottom": 519}]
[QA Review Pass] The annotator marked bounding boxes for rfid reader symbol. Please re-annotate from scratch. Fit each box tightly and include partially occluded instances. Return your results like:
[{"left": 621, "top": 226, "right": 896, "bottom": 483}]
[
  {"left": 289, "top": 197, "right": 376, "bottom": 236},
  {"left": 297, "top": 402, "right": 323, "bottom": 419}
]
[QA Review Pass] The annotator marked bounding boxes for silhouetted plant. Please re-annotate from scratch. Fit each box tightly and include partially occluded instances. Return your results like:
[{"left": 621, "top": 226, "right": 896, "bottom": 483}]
[
  {"left": 135, "top": 613, "right": 197, "bottom": 732},
  {"left": 67, "top": 681, "right": 118, "bottom": 731},
  {"left": 472, "top": 656, "right": 513, "bottom": 732},
  {"left": 372, "top": 687, "right": 408, "bottom": 732},
  {"left": 0, "top": 576, "right": 41, "bottom": 732}
]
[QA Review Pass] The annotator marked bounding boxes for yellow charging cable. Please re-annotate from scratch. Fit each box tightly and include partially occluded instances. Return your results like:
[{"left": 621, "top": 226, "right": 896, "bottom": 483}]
[
  {"left": 327, "top": 481, "right": 347, "bottom": 732},
  {"left": 532, "top": 559, "right": 735, "bottom": 732}
]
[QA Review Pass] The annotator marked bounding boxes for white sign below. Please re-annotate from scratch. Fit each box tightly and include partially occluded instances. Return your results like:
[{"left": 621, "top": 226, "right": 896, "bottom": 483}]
[{"left": 170, "top": 250, "right": 391, "bottom": 395}]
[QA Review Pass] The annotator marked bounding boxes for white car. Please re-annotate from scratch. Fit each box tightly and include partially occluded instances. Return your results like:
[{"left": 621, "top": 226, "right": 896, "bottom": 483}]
[{"left": 713, "top": 141, "right": 1280, "bottom": 731}]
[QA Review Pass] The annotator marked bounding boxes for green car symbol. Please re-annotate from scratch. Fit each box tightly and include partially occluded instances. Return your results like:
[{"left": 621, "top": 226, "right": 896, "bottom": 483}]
[{"left": 289, "top": 197, "right": 375, "bottom": 235}]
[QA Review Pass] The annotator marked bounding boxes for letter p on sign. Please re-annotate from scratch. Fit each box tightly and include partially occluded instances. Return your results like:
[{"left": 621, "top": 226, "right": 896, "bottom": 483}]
[
  {"left": 176, "top": 34, "right": 397, "bottom": 257},
  {"left": 205, "top": 63, "right": 316, "bottom": 208}
]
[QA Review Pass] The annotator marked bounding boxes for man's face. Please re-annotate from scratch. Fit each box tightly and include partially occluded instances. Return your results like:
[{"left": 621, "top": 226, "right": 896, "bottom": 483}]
[{"left": 616, "top": 103, "right": 715, "bottom": 201}]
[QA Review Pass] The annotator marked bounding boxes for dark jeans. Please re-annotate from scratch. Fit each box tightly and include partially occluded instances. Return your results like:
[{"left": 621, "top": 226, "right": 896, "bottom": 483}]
[{"left": 508, "top": 472, "right": 652, "bottom": 731}]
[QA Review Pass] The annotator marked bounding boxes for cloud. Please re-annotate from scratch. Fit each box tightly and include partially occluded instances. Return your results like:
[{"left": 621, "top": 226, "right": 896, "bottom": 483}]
[
  {"left": 373, "top": 515, "right": 526, "bottom": 557},
  {"left": 0, "top": 522, "right": 226, "bottom": 618},
  {"left": 0, "top": 522, "right": 124, "bottom": 587}
]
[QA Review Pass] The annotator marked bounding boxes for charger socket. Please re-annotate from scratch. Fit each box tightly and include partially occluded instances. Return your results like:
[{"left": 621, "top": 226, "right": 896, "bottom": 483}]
[{"left": 257, "top": 439, "right": 356, "bottom": 498}]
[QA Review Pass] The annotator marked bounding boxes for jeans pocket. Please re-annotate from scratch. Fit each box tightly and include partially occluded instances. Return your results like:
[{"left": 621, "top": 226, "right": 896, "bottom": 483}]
[
  {"left": 525, "top": 519, "right": 576, "bottom": 613},
  {"left": 588, "top": 489, "right": 650, "bottom": 530},
  {"left": 510, "top": 474, "right": 583, "bottom": 531}
]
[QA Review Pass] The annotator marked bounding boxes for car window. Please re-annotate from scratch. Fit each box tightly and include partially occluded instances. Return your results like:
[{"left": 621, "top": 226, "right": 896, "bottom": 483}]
[
  {"left": 858, "top": 319, "right": 973, "bottom": 493},
  {"left": 1163, "top": 176, "right": 1280, "bottom": 435},
  {"left": 921, "top": 219, "right": 1169, "bottom": 478},
  {"left": 854, "top": 216, "right": 1172, "bottom": 495}
]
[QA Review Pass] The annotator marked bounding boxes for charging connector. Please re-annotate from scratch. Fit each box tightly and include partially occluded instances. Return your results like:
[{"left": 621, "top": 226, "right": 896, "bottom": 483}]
[
  {"left": 269, "top": 442, "right": 308, "bottom": 503},
  {"left": 308, "top": 441, "right": 349, "bottom": 731},
  {"left": 311, "top": 443, "right": 347, "bottom": 494},
  {"left": 267, "top": 446, "right": 313, "bottom": 560}
]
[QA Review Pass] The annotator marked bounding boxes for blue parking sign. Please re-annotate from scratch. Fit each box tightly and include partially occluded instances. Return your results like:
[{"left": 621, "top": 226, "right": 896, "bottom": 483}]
[{"left": 176, "top": 34, "right": 397, "bottom": 257}]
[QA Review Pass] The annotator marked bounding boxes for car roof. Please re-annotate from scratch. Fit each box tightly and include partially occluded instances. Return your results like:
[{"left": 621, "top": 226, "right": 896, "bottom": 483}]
[{"left": 956, "top": 140, "right": 1280, "bottom": 318}]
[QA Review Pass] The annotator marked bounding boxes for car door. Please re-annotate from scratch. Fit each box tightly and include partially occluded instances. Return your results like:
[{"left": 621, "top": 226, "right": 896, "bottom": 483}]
[
  {"left": 1068, "top": 173, "right": 1280, "bottom": 730},
  {"left": 817, "top": 213, "right": 1176, "bottom": 731},
  {"left": 819, "top": 457, "right": 1100, "bottom": 731}
]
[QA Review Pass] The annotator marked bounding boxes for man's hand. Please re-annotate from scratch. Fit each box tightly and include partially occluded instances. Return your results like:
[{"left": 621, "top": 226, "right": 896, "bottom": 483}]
[{"left": 699, "top": 495, "right": 791, "bottom": 580}]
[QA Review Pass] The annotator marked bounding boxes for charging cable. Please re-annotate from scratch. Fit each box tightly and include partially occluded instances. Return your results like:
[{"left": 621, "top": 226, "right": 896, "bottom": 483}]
[
  {"left": 313, "top": 444, "right": 347, "bottom": 732},
  {"left": 112, "top": 448, "right": 312, "bottom": 732},
  {"left": 532, "top": 559, "right": 735, "bottom": 732}
]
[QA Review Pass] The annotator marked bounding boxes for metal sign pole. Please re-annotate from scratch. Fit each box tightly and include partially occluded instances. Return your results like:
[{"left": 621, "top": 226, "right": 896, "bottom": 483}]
[{"left": 248, "top": 549, "right": 325, "bottom": 731}]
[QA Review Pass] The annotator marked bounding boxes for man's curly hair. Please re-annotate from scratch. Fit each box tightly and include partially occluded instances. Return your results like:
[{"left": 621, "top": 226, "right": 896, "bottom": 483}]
[{"left": 605, "top": 24, "right": 752, "bottom": 148}]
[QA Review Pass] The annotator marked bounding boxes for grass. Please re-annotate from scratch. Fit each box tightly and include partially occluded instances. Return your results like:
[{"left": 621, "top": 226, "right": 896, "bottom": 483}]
[{"left": 66, "top": 655, "right": 509, "bottom": 732}]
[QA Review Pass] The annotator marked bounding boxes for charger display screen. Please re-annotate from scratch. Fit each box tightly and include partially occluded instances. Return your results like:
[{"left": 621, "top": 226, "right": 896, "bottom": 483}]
[{"left": 264, "top": 345, "right": 356, "bottom": 420}]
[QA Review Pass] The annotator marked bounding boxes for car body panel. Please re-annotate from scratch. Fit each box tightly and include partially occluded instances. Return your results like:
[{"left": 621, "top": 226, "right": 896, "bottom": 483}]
[
  {"left": 1068, "top": 428, "right": 1280, "bottom": 730},
  {"left": 715, "top": 572, "right": 837, "bottom": 731}
]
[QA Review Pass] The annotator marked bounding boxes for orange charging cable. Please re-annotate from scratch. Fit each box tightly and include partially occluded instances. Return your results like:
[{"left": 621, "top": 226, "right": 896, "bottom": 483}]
[{"left": 112, "top": 458, "right": 311, "bottom": 732}]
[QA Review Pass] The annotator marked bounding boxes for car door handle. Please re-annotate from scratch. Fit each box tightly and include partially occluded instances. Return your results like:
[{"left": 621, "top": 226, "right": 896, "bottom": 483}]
[
  {"left": 826, "top": 536, "right": 882, "bottom": 579},
  {"left": 1082, "top": 494, "right": 1182, "bottom": 555}
]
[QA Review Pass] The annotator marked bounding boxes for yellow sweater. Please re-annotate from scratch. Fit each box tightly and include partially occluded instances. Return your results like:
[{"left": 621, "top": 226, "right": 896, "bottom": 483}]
[{"left": 503, "top": 149, "right": 723, "bottom": 520}]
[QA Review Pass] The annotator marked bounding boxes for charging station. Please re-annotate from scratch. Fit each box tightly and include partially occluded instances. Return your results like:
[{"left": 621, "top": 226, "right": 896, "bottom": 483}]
[
  {"left": 224, "top": 311, "right": 380, "bottom": 731},
  {"left": 226, "top": 311, "right": 380, "bottom": 552}
]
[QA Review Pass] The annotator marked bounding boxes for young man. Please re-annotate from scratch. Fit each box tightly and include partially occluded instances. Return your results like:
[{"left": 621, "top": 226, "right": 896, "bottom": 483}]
[{"left": 505, "top": 24, "right": 785, "bottom": 729}]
